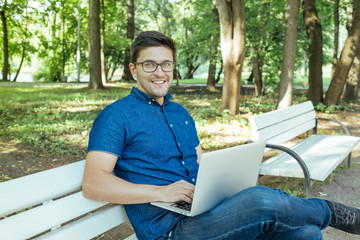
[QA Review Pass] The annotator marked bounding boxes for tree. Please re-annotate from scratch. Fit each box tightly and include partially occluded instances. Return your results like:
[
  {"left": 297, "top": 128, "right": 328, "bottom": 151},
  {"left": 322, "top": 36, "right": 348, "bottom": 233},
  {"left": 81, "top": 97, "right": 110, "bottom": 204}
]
[
  {"left": 13, "top": 0, "right": 29, "bottom": 82},
  {"left": 343, "top": 0, "right": 359, "bottom": 102},
  {"left": 344, "top": 49, "right": 360, "bottom": 101},
  {"left": 100, "top": 0, "right": 106, "bottom": 84},
  {"left": 76, "top": 0, "right": 81, "bottom": 82},
  {"left": 206, "top": 0, "right": 220, "bottom": 92},
  {"left": 121, "top": 0, "right": 134, "bottom": 81},
  {"left": 174, "top": 0, "right": 212, "bottom": 80},
  {"left": 245, "top": 1, "right": 285, "bottom": 97},
  {"left": 0, "top": 0, "right": 9, "bottom": 81},
  {"left": 217, "top": 0, "right": 246, "bottom": 115},
  {"left": 331, "top": 0, "right": 339, "bottom": 78},
  {"left": 88, "top": 0, "right": 103, "bottom": 89},
  {"left": 33, "top": 0, "right": 81, "bottom": 82},
  {"left": 278, "top": 0, "right": 300, "bottom": 109},
  {"left": 324, "top": 3, "right": 360, "bottom": 105},
  {"left": 302, "top": 0, "right": 323, "bottom": 105}
]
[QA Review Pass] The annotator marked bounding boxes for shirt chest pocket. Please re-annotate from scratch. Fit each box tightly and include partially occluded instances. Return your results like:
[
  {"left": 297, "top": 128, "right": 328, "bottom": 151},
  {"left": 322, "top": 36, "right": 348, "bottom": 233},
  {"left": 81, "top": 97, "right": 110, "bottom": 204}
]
[{"left": 173, "top": 117, "right": 199, "bottom": 148}]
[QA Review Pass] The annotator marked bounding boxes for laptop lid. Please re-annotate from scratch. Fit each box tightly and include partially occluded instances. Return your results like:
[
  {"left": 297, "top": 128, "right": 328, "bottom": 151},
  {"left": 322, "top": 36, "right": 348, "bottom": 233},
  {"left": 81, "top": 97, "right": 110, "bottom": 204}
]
[{"left": 151, "top": 141, "right": 266, "bottom": 217}]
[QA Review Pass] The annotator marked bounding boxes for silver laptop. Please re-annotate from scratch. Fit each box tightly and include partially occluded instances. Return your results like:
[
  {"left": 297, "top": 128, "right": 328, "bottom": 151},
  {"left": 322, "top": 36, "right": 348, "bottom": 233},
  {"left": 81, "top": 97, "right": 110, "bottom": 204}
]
[{"left": 151, "top": 141, "right": 266, "bottom": 217}]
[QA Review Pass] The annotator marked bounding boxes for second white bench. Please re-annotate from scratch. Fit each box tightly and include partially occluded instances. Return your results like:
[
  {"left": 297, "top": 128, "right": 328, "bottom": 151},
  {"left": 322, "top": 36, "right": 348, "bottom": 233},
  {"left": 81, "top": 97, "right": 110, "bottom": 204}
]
[{"left": 249, "top": 101, "right": 360, "bottom": 198}]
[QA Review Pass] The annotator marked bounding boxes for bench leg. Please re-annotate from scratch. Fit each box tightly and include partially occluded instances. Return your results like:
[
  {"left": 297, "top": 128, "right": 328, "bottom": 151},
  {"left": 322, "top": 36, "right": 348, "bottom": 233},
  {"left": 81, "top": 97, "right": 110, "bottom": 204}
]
[
  {"left": 347, "top": 152, "right": 352, "bottom": 169},
  {"left": 265, "top": 143, "right": 311, "bottom": 199}
]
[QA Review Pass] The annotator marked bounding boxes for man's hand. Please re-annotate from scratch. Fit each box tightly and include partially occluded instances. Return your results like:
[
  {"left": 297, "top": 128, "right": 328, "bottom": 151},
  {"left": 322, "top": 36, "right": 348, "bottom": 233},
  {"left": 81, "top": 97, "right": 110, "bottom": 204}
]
[{"left": 159, "top": 180, "right": 195, "bottom": 203}]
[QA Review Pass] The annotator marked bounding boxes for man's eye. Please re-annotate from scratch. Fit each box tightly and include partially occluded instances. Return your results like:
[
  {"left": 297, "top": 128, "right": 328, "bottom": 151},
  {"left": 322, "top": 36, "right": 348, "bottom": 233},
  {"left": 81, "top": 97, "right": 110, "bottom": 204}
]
[
  {"left": 144, "top": 62, "right": 156, "bottom": 67},
  {"left": 162, "top": 62, "right": 172, "bottom": 67}
]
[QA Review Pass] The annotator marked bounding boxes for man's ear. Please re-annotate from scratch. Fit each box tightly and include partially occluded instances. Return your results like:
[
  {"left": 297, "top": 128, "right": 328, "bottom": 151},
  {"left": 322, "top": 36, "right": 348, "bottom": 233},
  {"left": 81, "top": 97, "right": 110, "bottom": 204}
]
[{"left": 129, "top": 63, "right": 137, "bottom": 80}]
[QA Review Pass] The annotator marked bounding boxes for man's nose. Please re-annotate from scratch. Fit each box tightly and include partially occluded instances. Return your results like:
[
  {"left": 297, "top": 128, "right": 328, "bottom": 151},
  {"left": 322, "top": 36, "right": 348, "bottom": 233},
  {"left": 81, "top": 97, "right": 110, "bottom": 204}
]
[{"left": 153, "top": 64, "right": 166, "bottom": 76}]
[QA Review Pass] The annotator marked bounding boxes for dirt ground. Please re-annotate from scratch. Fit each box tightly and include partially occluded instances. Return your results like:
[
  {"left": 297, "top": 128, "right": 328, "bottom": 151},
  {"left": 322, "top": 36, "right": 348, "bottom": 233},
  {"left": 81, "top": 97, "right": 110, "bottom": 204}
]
[{"left": 1, "top": 105, "right": 359, "bottom": 239}]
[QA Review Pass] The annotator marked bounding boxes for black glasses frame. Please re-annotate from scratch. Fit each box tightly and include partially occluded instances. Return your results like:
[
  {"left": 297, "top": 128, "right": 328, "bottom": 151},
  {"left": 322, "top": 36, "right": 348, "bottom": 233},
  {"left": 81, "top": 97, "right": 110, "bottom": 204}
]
[{"left": 134, "top": 61, "right": 176, "bottom": 73}]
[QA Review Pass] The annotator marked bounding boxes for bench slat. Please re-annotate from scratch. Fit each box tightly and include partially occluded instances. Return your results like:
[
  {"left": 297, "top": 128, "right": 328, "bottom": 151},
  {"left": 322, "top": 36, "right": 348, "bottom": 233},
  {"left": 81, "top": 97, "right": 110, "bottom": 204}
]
[
  {"left": 0, "top": 191, "right": 108, "bottom": 239},
  {"left": 37, "top": 205, "right": 132, "bottom": 240},
  {"left": 0, "top": 160, "right": 85, "bottom": 217},
  {"left": 260, "top": 135, "right": 360, "bottom": 181},
  {"left": 249, "top": 101, "right": 314, "bottom": 131},
  {"left": 251, "top": 111, "right": 315, "bottom": 143}
]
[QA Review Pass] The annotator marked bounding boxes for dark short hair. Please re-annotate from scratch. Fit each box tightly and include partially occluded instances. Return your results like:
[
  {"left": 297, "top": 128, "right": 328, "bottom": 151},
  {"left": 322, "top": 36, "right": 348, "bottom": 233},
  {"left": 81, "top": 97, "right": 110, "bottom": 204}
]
[{"left": 130, "top": 31, "right": 176, "bottom": 63}]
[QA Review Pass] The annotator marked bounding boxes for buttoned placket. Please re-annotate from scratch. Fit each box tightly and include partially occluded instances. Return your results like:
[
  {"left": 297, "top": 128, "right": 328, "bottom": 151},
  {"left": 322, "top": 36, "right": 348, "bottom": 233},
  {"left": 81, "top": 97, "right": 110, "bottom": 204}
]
[
  {"left": 160, "top": 104, "right": 196, "bottom": 179},
  {"left": 147, "top": 95, "right": 197, "bottom": 184}
]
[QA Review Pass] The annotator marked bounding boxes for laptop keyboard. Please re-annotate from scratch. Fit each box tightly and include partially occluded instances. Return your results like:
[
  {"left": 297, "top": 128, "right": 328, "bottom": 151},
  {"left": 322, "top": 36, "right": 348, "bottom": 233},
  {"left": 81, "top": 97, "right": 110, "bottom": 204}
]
[{"left": 171, "top": 201, "right": 192, "bottom": 211}]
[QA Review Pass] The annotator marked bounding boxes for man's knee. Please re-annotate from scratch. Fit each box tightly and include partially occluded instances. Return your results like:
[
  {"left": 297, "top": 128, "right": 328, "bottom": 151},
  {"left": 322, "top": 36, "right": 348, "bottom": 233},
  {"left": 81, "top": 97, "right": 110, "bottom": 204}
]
[{"left": 288, "top": 225, "right": 322, "bottom": 240}]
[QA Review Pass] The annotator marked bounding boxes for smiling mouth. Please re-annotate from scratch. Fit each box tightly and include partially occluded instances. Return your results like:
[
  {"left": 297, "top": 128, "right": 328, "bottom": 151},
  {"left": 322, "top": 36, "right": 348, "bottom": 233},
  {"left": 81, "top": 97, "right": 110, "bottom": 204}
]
[{"left": 151, "top": 80, "right": 166, "bottom": 84}]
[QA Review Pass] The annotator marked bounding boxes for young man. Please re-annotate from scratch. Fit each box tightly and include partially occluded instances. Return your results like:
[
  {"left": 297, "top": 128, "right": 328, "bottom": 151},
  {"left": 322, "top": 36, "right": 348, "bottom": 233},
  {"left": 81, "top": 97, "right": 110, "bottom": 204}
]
[{"left": 83, "top": 31, "right": 360, "bottom": 240}]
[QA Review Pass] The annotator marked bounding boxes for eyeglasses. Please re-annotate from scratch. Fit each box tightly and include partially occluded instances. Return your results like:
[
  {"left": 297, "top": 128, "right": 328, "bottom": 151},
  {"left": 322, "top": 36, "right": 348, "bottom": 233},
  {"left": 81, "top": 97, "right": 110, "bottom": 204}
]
[{"left": 134, "top": 61, "right": 175, "bottom": 73}]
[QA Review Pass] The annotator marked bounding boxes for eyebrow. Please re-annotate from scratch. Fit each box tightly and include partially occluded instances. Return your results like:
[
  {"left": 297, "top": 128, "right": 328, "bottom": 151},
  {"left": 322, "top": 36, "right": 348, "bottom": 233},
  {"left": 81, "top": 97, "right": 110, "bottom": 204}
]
[{"left": 141, "top": 59, "right": 173, "bottom": 62}]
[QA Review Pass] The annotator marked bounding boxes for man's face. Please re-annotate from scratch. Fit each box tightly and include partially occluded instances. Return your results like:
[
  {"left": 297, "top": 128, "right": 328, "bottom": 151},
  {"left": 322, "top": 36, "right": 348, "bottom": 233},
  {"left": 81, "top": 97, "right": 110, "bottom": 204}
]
[{"left": 129, "top": 46, "right": 174, "bottom": 105}]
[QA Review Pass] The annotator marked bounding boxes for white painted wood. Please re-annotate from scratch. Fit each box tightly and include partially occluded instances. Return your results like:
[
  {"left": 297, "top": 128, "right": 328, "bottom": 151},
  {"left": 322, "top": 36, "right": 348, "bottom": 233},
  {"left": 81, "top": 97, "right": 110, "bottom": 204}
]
[
  {"left": 260, "top": 135, "right": 360, "bottom": 181},
  {"left": 0, "top": 192, "right": 108, "bottom": 239},
  {"left": 251, "top": 112, "right": 316, "bottom": 142},
  {"left": 262, "top": 120, "right": 316, "bottom": 148},
  {"left": 0, "top": 160, "right": 137, "bottom": 239},
  {"left": 250, "top": 101, "right": 360, "bottom": 186},
  {"left": 0, "top": 160, "right": 85, "bottom": 217},
  {"left": 37, "top": 205, "right": 132, "bottom": 240},
  {"left": 249, "top": 101, "right": 314, "bottom": 131}
]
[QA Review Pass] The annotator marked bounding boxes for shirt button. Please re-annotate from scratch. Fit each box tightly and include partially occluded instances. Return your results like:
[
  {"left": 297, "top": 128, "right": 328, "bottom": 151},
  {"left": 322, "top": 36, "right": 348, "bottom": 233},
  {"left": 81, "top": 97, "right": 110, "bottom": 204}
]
[
  {"left": 192, "top": 178, "right": 195, "bottom": 182},
  {"left": 185, "top": 121, "right": 188, "bottom": 124},
  {"left": 178, "top": 143, "right": 181, "bottom": 146},
  {"left": 148, "top": 101, "right": 151, "bottom": 104},
  {"left": 182, "top": 161, "right": 185, "bottom": 165},
  {"left": 170, "top": 124, "right": 173, "bottom": 127}
]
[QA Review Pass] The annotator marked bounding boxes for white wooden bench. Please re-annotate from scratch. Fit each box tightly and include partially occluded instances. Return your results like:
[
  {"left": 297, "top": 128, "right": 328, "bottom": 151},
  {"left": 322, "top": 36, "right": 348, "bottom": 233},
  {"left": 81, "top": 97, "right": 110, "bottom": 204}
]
[
  {"left": 0, "top": 160, "right": 137, "bottom": 240},
  {"left": 249, "top": 101, "right": 360, "bottom": 198}
]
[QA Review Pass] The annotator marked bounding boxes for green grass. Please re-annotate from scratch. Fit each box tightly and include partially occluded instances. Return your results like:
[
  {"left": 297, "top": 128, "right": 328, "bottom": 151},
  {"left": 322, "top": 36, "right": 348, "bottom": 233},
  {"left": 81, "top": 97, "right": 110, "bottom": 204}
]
[
  {"left": 0, "top": 84, "right": 132, "bottom": 157},
  {"left": 1, "top": 82, "right": 356, "bottom": 157},
  {"left": 0, "top": 82, "right": 280, "bottom": 157},
  {"left": 0, "top": 82, "right": 358, "bottom": 195}
]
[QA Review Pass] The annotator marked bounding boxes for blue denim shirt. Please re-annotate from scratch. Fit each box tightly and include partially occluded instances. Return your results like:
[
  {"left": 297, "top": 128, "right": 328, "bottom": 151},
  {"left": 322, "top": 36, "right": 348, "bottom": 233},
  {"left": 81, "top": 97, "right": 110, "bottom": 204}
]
[{"left": 88, "top": 88, "right": 200, "bottom": 240}]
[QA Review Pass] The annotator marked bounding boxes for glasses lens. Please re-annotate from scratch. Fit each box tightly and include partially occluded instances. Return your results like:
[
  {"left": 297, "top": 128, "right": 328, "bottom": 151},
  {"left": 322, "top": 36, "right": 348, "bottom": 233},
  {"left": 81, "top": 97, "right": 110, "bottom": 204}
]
[
  {"left": 143, "top": 62, "right": 157, "bottom": 72},
  {"left": 161, "top": 61, "right": 174, "bottom": 72}
]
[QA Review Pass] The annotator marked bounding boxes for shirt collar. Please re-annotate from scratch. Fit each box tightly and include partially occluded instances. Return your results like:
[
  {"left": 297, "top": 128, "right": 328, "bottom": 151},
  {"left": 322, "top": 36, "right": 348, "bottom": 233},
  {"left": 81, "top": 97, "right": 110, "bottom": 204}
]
[{"left": 130, "top": 87, "right": 173, "bottom": 106}]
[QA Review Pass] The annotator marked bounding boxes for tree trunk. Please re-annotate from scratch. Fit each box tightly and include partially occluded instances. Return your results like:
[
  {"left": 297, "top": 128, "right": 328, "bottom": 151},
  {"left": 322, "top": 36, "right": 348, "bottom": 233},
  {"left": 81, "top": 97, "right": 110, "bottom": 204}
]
[
  {"left": 217, "top": 0, "right": 246, "bottom": 115},
  {"left": 216, "top": 59, "right": 223, "bottom": 83},
  {"left": 207, "top": 0, "right": 219, "bottom": 92},
  {"left": 100, "top": 0, "right": 106, "bottom": 84},
  {"left": 76, "top": 0, "right": 81, "bottom": 82},
  {"left": 343, "top": 49, "right": 360, "bottom": 101},
  {"left": 88, "top": 0, "right": 104, "bottom": 89},
  {"left": 62, "top": 6, "right": 66, "bottom": 79},
  {"left": 122, "top": 0, "right": 135, "bottom": 81},
  {"left": 185, "top": 61, "right": 200, "bottom": 79},
  {"left": 344, "top": 0, "right": 360, "bottom": 101},
  {"left": 302, "top": 0, "right": 323, "bottom": 105},
  {"left": 331, "top": 0, "right": 339, "bottom": 78},
  {"left": 252, "top": 51, "right": 263, "bottom": 97},
  {"left": 278, "top": 0, "right": 300, "bottom": 109},
  {"left": 1, "top": 5, "right": 9, "bottom": 81},
  {"left": 13, "top": 5, "right": 29, "bottom": 82},
  {"left": 324, "top": 5, "right": 360, "bottom": 105}
]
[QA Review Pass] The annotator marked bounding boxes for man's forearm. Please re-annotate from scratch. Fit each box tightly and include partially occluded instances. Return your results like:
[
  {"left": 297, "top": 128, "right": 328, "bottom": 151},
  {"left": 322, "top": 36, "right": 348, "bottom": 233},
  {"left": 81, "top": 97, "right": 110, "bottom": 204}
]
[{"left": 82, "top": 171, "right": 164, "bottom": 204}]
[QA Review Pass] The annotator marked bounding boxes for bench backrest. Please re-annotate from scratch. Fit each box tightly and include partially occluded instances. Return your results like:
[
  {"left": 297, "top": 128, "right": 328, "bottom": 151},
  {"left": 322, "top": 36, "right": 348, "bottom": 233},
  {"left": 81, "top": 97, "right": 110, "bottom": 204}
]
[
  {"left": 249, "top": 101, "right": 316, "bottom": 146},
  {"left": 0, "top": 160, "right": 129, "bottom": 240}
]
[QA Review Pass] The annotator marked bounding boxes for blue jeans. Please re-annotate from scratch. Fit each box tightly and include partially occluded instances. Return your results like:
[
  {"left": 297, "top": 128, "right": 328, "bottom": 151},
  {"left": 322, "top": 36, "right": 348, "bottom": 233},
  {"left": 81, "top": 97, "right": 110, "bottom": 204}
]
[{"left": 158, "top": 186, "right": 331, "bottom": 240}]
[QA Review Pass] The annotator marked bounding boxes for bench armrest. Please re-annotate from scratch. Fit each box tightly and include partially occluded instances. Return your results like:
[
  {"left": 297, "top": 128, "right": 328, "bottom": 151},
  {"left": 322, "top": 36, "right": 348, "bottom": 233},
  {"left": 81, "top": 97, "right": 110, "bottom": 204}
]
[
  {"left": 314, "top": 117, "right": 351, "bottom": 136},
  {"left": 264, "top": 143, "right": 311, "bottom": 198}
]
